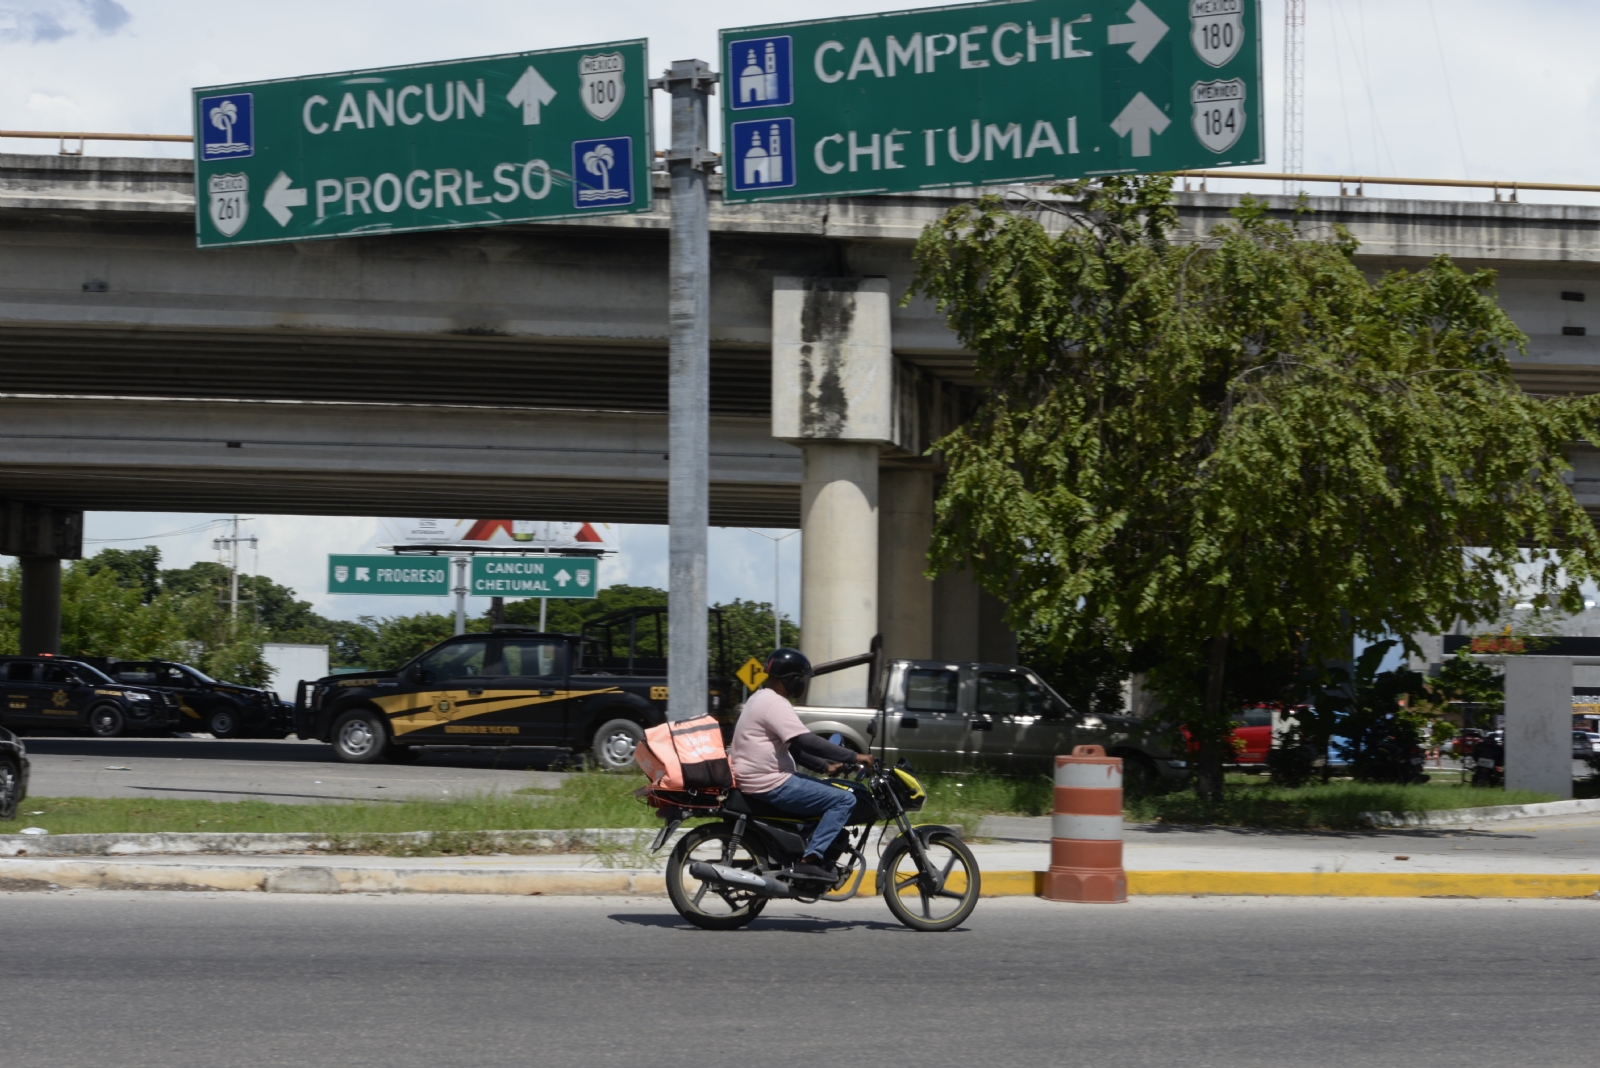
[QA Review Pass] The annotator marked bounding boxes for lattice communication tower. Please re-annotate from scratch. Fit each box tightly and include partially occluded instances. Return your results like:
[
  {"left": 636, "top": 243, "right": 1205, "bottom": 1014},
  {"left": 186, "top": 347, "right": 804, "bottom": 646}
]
[{"left": 1283, "top": 0, "right": 1306, "bottom": 193}]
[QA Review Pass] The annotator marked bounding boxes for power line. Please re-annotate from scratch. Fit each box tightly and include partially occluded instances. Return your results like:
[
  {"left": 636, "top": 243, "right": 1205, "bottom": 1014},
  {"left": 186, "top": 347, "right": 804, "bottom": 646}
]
[
  {"left": 1426, "top": 0, "right": 1471, "bottom": 179},
  {"left": 84, "top": 518, "right": 234, "bottom": 544}
]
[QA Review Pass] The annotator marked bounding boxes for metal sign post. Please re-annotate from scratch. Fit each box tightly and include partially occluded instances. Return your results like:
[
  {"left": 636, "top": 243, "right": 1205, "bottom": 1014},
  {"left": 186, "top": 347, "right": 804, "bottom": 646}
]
[
  {"left": 651, "top": 59, "right": 717, "bottom": 723},
  {"left": 719, "top": 0, "right": 1262, "bottom": 203}
]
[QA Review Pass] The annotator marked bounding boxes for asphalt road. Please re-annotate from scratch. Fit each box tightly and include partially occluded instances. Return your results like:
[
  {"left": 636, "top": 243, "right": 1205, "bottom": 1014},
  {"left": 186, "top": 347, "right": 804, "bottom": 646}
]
[
  {"left": 17, "top": 736, "right": 567, "bottom": 802},
  {"left": 1, "top": 892, "right": 1596, "bottom": 1068}
]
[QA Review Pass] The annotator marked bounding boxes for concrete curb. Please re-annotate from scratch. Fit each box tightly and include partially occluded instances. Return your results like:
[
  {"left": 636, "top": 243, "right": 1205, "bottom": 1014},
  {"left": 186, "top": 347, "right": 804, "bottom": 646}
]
[
  {"left": 4, "top": 860, "right": 1598, "bottom": 899},
  {"left": 0, "top": 828, "right": 671, "bottom": 858},
  {"left": 1361, "top": 798, "right": 1600, "bottom": 829}
]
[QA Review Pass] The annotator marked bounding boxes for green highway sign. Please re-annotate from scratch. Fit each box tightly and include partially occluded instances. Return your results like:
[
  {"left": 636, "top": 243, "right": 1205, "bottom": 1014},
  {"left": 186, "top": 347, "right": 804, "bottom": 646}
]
[
  {"left": 719, "top": 0, "right": 1260, "bottom": 202},
  {"left": 328, "top": 555, "right": 451, "bottom": 596},
  {"left": 194, "top": 40, "right": 650, "bottom": 248},
  {"left": 471, "top": 556, "right": 598, "bottom": 599}
]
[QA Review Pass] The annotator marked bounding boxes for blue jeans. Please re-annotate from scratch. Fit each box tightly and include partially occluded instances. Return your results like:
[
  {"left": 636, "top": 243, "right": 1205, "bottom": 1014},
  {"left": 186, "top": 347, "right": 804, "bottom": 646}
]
[{"left": 751, "top": 773, "right": 855, "bottom": 860}]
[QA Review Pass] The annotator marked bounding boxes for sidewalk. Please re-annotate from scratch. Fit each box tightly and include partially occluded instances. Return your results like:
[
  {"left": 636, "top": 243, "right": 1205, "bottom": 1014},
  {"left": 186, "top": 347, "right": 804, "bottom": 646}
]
[{"left": 6, "top": 815, "right": 1600, "bottom": 898}]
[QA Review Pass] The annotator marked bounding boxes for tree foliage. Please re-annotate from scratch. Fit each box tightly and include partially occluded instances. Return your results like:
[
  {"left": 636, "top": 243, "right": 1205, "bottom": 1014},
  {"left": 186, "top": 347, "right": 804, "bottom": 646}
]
[{"left": 910, "top": 176, "right": 1600, "bottom": 797}]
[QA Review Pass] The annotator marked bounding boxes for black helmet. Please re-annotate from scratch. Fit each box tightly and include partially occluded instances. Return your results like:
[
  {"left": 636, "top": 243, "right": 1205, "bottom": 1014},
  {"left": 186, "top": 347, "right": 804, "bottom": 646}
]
[{"left": 764, "top": 647, "right": 813, "bottom": 701}]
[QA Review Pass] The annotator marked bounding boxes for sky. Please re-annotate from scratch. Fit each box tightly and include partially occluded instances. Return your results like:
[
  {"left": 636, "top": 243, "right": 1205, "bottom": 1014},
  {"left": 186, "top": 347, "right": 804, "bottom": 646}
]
[{"left": 8, "top": 0, "right": 1600, "bottom": 624}]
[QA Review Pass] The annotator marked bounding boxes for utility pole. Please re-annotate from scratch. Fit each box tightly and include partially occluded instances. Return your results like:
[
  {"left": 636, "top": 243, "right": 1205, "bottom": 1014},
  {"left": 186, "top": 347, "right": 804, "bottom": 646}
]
[
  {"left": 1283, "top": 0, "right": 1306, "bottom": 194},
  {"left": 651, "top": 59, "right": 718, "bottom": 723},
  {"left": 453, "top": 557, "right": 468, "bottom": 636},
  {"left": 212, "top": 515, "right": 257, "bottom": 623}
]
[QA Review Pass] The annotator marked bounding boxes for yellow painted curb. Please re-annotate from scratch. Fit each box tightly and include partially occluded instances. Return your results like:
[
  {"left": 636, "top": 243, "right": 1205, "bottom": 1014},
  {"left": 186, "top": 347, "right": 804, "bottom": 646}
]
[{"left": 1126, "top": 870, "right": 1600, "bottom": 899}]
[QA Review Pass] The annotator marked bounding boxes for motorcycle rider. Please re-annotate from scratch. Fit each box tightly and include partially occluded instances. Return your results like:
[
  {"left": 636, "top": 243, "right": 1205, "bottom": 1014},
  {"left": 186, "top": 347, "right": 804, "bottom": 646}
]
[{"left": 729, "top": 647, "right": 874, "bottom": 882}]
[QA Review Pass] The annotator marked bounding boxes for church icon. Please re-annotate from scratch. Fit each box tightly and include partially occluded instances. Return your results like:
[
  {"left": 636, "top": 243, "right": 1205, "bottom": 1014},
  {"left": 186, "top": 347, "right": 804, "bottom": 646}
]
[
  {"left": 730, "top": 117, "right": 795, "bottom": 192},
  {"left": 727, "top": 35, "right": 792, "bottom": 110}
]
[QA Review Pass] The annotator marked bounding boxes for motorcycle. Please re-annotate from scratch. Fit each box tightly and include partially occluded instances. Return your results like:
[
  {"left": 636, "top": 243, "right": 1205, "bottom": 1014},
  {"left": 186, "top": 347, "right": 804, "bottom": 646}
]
[
  {"left": 647, "top": 757, "right": 981, "bottom": 933},
  {"left": 1470, "top": 735, "right": 1505, "bottom": 787}
]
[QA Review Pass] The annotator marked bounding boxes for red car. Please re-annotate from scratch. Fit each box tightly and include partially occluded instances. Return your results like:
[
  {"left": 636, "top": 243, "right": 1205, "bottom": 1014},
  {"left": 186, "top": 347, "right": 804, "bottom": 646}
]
[{"left": 1183, "top": 706, "right": 1281, "bottom": 765}]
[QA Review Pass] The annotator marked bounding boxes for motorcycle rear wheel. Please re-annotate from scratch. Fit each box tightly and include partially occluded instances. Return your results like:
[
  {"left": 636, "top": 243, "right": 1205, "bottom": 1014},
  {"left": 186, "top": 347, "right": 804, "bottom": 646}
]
[
  {"left": 665, "top": 825, "right": 770, "bottom": 931},
  {"left": 881, "top": 829, "right": 981, "bottom": 932}
]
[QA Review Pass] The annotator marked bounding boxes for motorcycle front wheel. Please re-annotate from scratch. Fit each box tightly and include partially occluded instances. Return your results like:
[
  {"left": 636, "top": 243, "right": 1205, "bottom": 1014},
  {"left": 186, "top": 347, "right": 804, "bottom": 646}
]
[
  {"left": 880, "top": 829, "right": 981, "bottom": 932},
  {"left": 665, "top": 824, "right": 770, "bottom": 931}
]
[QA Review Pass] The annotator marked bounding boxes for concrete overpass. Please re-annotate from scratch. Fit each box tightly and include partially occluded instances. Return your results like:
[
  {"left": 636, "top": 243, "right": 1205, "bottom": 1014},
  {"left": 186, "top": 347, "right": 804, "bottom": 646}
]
[{"left": 4, "top": 152, "right": 1600, "bottom": 697}]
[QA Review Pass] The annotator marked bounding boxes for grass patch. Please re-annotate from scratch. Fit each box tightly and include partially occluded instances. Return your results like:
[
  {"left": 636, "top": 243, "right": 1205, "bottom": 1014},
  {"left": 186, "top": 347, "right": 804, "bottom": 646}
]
[
  {"left": 916, "top": 770, "right": 1054, "bottom": 829},
  {"left": 1125, "top": 778, "right": 1562, "bottom": 831},
  {"left": 2, "top": 771, "right": 657, "bottom": 843}
]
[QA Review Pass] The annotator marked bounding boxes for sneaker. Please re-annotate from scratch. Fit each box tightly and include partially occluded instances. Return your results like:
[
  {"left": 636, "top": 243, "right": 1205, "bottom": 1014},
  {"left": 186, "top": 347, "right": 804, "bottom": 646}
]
[{"left": 790, "top": 859, "right": 835, "bottom": 881}]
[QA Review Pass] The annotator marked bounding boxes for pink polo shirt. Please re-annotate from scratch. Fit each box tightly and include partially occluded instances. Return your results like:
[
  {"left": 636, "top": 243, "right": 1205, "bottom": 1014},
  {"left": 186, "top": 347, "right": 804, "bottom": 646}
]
[{"left": 729, "top": 687, "right": 810, "bottom": 794}]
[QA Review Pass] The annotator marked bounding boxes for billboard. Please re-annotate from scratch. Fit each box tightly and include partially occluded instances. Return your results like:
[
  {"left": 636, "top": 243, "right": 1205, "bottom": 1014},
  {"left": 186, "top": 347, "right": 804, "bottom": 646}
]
[{"left": 379, "top": 518, "right": 612, "bottom": 552}]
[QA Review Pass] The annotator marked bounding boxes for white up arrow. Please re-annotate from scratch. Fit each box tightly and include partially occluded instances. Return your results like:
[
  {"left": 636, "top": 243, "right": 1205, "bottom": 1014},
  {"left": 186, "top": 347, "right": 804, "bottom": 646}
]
[
  {"left": 507, "top": 65, "right": 557, "bottom": 125},
  {"left": 553, "top": 568, "right": 572, "bottom": 587},
  {"left": 1111, "top": 92, "right": 1171, "bottom": 157},
  {"left": 1107, "top": 0, "right": 1169, "bottom": 64},
  {"left": 263, "top": 172, "right": 307, "bottom": 227}
]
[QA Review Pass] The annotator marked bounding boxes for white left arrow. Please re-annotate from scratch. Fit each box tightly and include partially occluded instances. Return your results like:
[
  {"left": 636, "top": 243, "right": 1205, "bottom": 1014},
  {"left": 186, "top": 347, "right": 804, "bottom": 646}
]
[
  {"left": 263, "top": 171, "right": 307, "bottom": 227},
  {"left": 507, "top": 65, "right": 557, "bottom": 125},
  {"left": 554, "top": 568, "right": 572, "bottom": 587},
  {"left": 1107, "top": 0, "right": 1169, "bottom": 64},
  {"left": 1111, "top": 92, "right": 1171, "bottom": 157}
]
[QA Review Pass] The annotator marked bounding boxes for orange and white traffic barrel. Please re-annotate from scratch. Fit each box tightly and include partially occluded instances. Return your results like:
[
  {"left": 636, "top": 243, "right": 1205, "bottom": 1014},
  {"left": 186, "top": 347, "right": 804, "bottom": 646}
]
[{"left": 1041, "top": 744, "right": 1126, "bottom": 904}]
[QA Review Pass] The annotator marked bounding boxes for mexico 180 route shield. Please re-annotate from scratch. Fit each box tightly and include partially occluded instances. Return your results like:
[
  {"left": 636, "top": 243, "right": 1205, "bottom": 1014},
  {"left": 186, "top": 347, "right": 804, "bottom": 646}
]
[
  {"left": 193, "top": 40, "right": 651, "bottom": 248},
  {"left": 719, "top": 0, "right": 1261, "bottom": 202}
]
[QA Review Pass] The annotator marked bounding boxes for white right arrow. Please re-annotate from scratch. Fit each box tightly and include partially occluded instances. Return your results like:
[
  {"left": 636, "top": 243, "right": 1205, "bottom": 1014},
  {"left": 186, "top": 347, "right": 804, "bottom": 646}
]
[
  {"left": 507, "top": 65, "right": 557, "bottom": 125},
  {"left": 1110, "top": 92, "right": 1171, "bottom": 157},
  {"left": 263, "top": 171, "right": 307, "bottom": 227},
  {"left": 1107, "top": 0, "right": 1170, "bottom": 64},
  {"left": 554, "top": 568, "right": 572, "bottom": 587}
]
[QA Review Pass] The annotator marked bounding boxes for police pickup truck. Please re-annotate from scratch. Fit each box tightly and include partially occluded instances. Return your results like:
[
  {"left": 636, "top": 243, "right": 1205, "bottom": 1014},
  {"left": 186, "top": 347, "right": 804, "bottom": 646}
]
[
  {"left": 795, "top": 655, "right": 1188, "bottom": 793},
  {"left": 296, "top": 613, "right": 733, "bottom": 766},
  {"left": 0, "top": 655, "right": 179, "bottom": 737}
]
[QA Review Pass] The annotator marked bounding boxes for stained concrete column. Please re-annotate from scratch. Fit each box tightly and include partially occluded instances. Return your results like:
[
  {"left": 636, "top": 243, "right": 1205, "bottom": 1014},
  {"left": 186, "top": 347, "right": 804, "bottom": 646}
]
[
  {"left": 18, "top": 555, "right": 62, "bottom": 655},
  {"left": 772, "top": 276, "right": 895, "bottom": 706},
  {"left": 878, "top": 467, "right": 934, "bottom": 662},
  {"left": 1504, "top": 656, "right": 1573, "bottom": 799},
  {"left": 800, "top": 443, "right": 879, "bottom": 705}
]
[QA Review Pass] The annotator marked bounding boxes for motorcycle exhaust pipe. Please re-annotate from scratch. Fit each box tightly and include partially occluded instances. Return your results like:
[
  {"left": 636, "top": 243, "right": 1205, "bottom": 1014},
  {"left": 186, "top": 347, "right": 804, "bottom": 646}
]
[{"left": 687, "top": 861, "right": 792, "bottom": 897}]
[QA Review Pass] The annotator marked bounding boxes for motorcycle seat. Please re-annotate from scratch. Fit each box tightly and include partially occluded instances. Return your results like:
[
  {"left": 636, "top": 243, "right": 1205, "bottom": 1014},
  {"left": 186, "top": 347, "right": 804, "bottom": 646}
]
[{"left": 722, "top": 789, "right": 806, "bottom": 821}]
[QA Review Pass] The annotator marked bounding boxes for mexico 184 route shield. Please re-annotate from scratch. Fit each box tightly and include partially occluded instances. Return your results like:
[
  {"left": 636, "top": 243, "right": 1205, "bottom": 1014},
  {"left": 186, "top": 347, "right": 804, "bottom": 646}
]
[{"left": 194, "top": 40, "right": 651, "bottom": 248}]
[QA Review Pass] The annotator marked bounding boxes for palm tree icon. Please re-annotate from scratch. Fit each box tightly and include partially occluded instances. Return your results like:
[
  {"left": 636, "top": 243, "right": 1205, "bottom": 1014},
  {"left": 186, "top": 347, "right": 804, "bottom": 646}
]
[
  {"left": 210, "top": 100, "right": 238, "bottom": 146},
  {"left": 582, "top": 143, "right": 615, "bottom": 192}
]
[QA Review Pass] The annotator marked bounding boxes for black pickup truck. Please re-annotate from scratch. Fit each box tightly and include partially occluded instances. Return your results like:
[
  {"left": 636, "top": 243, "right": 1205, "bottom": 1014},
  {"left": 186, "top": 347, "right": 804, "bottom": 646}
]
[
  {"left": 295, "top": 611, "right": 733, "bottom": 766},
  {"left": 87, "top": 658, "right": 285, "bottom": 739}
]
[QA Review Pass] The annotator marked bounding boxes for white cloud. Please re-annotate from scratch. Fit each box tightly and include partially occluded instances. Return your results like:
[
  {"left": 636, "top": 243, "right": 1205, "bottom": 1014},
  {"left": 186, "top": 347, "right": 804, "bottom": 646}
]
[{"left": 0, "top": 0, "right": 128, "bottom": 43}]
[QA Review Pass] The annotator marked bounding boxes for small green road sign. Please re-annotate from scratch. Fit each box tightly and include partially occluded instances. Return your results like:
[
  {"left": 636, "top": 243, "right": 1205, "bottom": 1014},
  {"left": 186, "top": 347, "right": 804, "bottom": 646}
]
[
  {"left": 471, "top": 556, "right": 598, "bottom": 599},
  {"left": 194, "top": 40, "right": 650, "bottom": 248},
  {"left": 328, "top": 555, "right": 451, "bottom": 596},
  {"left": 719, "top": 0, "right": 1261, "bottom": 202}
]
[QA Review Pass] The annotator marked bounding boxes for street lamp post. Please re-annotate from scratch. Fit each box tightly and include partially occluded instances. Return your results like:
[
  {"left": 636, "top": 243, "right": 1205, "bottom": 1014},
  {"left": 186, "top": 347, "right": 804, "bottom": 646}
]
[{"left": 745, "top": 528, "right": 798, "bottom": 650}]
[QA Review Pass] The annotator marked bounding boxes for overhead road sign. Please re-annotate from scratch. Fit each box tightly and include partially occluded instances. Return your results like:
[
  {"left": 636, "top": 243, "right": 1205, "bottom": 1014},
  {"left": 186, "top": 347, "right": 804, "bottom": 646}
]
[
  {"left": 470, "top": 556, "right": 598, "bottom": 599},
  {"left": 328, "top": 555, "right": 450, "bottom": 596},
  {"left": 193, "top": 40, "right": 651, "bottom": 248},
  {"left": 719, "top": 0, "right": 1261, "bottom": 202}
]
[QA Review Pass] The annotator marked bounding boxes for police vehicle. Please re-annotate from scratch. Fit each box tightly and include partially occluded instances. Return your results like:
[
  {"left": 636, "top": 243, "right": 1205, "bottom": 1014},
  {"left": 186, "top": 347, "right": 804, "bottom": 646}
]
[
  {"left": 90, "top": 658, "right": 285, "bottom": 739},
  {"left": 0, "top": 655, "right": 179, "bottom": 737},
  {"left": 296, "top": 612, "right": 733, "bottom": 767}
]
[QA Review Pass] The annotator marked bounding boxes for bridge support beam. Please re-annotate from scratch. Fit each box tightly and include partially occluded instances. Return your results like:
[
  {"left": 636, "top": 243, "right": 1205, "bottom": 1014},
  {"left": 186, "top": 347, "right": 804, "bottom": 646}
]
[
  {"left": 800, "top": 443, "right": 879, "bottom": 705},
  {"left": 2, "top": 500, "right": 82, "bottom": 656},
  {"left": 878, "top": 467, "right": 934, "bottom": 663},
  {"left": 19, "top": 554, "right": 62, "bottom": 656}
]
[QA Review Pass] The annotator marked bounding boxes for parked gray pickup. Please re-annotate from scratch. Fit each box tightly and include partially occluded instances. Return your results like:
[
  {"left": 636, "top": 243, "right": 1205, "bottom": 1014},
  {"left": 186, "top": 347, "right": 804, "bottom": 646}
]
[{"left": 794, "top": 659, "right": 1188, "bottom": 791}]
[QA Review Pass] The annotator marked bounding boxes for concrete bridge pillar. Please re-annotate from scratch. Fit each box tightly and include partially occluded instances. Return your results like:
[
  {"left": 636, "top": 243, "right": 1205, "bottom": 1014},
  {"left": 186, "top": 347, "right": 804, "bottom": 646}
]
[
  {"left": 878, "top": 467, "right": 934, "bottom": 662},
  {"left": 773, "top": 276, "right": 894, "bottom": 706},
  {"left": 2, "top": 501, "right": 82, "bottom": 656}
]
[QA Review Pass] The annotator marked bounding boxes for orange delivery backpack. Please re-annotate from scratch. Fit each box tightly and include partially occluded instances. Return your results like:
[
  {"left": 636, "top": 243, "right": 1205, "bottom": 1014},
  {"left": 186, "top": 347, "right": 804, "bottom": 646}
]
[{"left": 636, "top": 714, "right": 734, "bottom": 792}]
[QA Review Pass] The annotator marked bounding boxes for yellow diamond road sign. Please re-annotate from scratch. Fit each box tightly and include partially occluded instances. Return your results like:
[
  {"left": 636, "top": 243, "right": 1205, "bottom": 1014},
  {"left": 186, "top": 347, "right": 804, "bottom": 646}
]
[{"left": 736, "top": 657, "right": 768, "bottom": 690}]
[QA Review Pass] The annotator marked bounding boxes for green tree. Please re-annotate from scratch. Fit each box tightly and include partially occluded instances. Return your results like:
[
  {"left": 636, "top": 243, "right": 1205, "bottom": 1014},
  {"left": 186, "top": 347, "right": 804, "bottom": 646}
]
[
  {"left": 910, "top": 177, "right": 1600, "bottom": 799},
  {"left": 90, "top": 546, "right": 163, "bottom": 603},
  {"left": 713, "top": 598, "right": 799, "bottom": 678}
]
